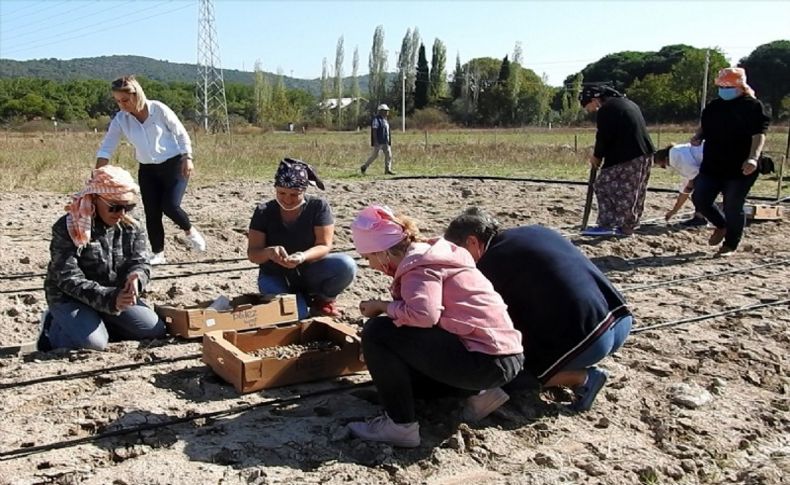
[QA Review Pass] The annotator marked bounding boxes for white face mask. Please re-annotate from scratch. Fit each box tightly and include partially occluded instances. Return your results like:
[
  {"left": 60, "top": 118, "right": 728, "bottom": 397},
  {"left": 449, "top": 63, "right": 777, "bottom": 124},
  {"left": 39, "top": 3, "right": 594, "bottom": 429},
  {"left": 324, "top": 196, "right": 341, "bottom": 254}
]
[{"left": 276, "top": 198, "right": 305, "bottom": 211}]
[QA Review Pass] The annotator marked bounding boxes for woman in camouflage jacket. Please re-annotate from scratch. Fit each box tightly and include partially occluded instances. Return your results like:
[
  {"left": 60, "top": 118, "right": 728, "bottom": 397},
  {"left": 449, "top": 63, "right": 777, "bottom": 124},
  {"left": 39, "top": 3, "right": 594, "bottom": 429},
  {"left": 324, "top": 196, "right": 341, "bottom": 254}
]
[{"left": 41, "top": 166, "right": 166, "bottom": 351}]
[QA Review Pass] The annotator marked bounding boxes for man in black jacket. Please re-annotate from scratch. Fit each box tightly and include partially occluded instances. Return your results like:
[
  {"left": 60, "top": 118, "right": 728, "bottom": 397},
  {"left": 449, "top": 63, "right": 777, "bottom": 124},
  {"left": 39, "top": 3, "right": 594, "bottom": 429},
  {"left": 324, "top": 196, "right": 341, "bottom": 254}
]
[
  {"left": 360, "top": 104, "right": 394, "bottom": 175},
  {"left": 445, "top": 207, "right": 633, "bottom": 412},
  {"left": 580, "top": 85, "right": 655, "bottom": 236}
]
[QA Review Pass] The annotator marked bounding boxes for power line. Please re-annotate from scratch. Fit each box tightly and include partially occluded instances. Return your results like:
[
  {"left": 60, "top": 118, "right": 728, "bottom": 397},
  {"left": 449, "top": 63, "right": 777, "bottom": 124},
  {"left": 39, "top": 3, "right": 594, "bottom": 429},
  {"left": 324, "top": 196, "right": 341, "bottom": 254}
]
[
  {"left": 1, "top": 0, "right": 137, "bottom": 43},
  {"left": 1, "top": 0, "right": 91, "bottom": 36},
  {"left": 0, "top": 0, "right": 71, "bottom": 26},
  {"left": 0, "top": 2, "right": 192, "bottom": 57}
]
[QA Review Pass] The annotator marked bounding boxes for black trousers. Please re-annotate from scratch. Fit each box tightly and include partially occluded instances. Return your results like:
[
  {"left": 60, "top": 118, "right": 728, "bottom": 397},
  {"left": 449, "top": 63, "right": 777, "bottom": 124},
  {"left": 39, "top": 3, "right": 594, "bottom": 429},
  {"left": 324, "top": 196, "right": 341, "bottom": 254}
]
[
  {"left": 692, "top": 171, "right": 758, "bottom": 250},
  {"left": 138, "top": 156, "right": 192, "bottom": 253},
  {"left": 361, "top": 316, "right": 523, "bottom": 423}
]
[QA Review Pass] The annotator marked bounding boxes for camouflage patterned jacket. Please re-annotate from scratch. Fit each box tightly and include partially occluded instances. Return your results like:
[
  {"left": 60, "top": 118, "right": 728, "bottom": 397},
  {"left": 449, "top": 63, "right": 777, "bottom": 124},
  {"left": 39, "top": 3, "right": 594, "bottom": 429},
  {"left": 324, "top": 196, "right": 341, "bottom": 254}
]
[{"left": 44, "top": 215, "right": 151, "bottom": 315}]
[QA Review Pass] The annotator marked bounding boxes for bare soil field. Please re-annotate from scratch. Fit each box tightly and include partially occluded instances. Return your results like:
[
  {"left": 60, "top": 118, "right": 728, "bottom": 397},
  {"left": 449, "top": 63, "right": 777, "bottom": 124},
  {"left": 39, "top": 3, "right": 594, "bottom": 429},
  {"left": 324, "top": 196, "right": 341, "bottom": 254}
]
[{"left": 1, "top": 178, "right": 788, "bottom": 485}]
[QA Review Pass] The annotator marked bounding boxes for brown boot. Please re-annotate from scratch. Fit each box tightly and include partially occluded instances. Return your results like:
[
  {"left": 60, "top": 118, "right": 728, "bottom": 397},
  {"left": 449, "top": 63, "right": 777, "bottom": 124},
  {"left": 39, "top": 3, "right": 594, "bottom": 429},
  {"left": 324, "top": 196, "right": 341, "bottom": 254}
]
[{"left": 708, "top": 227, "right": 727, "bottom": 246}]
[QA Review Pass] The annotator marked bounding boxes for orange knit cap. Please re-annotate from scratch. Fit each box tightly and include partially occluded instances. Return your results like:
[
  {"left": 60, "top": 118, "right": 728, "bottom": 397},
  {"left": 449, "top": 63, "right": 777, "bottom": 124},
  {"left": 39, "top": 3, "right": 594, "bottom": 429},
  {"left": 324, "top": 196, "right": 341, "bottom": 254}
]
[{"left": 715, "top": 67, "right": 755, "bottom": 97}]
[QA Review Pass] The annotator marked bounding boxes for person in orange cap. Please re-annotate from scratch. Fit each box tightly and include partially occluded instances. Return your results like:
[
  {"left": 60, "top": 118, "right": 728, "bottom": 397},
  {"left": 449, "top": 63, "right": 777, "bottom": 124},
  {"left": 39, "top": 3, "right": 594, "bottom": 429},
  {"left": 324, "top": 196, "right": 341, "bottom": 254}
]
[{"left": 689, "top": 67, "right": 771, "bottom": 256}]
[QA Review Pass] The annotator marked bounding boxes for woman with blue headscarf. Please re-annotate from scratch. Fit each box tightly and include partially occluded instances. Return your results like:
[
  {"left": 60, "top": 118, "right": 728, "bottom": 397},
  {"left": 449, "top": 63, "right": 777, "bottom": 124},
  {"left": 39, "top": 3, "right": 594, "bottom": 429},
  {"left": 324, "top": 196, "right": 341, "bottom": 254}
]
[{"left": 247, "top": 158, "right": 356, "bottom": 318}]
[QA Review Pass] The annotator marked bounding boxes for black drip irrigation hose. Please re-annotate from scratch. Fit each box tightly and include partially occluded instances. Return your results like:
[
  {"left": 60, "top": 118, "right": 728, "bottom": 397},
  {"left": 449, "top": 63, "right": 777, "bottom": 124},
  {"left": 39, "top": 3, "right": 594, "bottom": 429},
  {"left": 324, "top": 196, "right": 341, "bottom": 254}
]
[
  {"left": 389, "top": 174, "right": 789, "bottom": 203},
  {"left": 0, "top": 381, "right": 372, "bottom": 461},
  {"left": 0, "top": 297, "right": 787, "bottom": 459},
  {"left": 632, "top": 298, "right": 790, "bottom": 333},
  {"left": 2, "top": 295, "right": 788, "bottom": 460},
  {"left": 0, "top": 353, "right": 201, "bottom": 391},
  {"left": 620, "top": 259, "right": 790, "bottom": 292}
]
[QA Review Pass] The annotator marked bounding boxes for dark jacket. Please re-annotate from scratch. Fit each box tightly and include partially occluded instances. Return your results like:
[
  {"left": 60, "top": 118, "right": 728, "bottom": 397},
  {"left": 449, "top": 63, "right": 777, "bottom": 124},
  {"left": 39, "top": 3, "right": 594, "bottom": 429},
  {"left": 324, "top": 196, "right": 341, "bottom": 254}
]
[
  {"left": 370, "top": 114, "right": 391, "bottom": 147},
  {"left": 44, "top": 215, "right": 151, "bottom": 315},
  {"left": 476, "top": 225, "right": 629, "bottom": 382},
  {"left": 699, "top": 96, "right": 771, "bottom": 179},
  {"left": 594, "top": 97, "right": 655, "bottom": 168}
]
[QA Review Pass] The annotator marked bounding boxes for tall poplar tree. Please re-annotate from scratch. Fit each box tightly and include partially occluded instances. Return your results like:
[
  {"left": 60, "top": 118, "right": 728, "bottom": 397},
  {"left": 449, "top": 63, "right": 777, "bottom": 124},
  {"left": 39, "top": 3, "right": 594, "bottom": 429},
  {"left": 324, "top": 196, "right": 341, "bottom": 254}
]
[
  {"left": 414, "top": 44, "right": 430, "bottom": 109},
  {"left": 334, "top": 35, "right": 344, "bottom": 129},
  {"left": 430, "top": 39, "right": 447, "bottom": 101}
]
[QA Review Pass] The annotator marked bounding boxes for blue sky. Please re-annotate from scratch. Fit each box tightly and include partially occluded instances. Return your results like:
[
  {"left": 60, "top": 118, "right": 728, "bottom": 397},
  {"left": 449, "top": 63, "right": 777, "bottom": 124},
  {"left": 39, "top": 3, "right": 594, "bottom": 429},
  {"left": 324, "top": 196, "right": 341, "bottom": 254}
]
[{"left": 1, "top": 0, "right": 788, "bottom": 86}]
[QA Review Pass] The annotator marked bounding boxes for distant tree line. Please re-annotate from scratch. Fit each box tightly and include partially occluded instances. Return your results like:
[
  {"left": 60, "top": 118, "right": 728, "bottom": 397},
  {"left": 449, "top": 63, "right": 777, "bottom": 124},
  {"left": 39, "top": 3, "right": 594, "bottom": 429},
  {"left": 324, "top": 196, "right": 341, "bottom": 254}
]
[{"left": 1, "top": 38, "right": 787, "bottom": 129}]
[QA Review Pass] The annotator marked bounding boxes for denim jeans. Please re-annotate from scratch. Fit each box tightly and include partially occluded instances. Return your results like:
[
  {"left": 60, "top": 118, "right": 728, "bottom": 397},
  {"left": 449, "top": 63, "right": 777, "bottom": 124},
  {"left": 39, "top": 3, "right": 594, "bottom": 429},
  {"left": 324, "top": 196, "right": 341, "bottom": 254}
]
[
  {"left": 139, "top": 156, "right": 192, "bottom": 253},
  {"left": 692, "top": 171, "right": 758, "bottom": 250},
  {"left": 561, "top": 315, "right": 633, "bottom": 371},
  {"left": 48, "top": 300, "right": 165, "bottom": 351},
  {"left": 361, "top": 316, "right": 524, "bottom": 423},
  {"left": 257, "top": 253, "right": 357, "bottom": 319}
]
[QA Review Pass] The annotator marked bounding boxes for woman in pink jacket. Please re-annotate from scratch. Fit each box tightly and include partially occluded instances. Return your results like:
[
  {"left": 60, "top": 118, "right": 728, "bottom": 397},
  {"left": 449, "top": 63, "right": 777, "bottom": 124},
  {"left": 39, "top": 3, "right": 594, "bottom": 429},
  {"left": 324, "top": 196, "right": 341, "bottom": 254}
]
[{"left": 348, "top": 205, "right": 524, "bottom": 448}]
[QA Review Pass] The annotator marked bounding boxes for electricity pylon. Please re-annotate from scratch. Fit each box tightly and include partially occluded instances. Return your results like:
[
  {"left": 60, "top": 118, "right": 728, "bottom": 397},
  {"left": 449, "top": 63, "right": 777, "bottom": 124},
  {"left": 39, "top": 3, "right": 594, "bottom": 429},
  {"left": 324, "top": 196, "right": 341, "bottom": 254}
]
[{"left": 196, "top": 0, "right": 230, "bottom": 133}]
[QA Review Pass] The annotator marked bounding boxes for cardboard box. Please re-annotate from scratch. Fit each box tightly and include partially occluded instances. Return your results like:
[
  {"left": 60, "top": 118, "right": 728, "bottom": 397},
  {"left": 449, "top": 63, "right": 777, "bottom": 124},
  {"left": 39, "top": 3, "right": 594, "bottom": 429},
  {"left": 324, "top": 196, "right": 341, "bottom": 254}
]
[
  {"left": 156, "top": 294, "right": 298, "bottom": 338},
  {"left": 202, "top": 318, "right": 366, "bottom": 393}
]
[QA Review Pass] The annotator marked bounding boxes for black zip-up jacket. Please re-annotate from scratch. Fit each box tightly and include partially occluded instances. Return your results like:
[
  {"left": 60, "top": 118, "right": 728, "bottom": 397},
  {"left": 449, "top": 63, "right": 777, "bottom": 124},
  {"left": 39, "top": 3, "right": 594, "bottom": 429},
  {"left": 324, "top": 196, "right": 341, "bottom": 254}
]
[{"left": 476, "top": 226, "right": 629, "bottom": 382}]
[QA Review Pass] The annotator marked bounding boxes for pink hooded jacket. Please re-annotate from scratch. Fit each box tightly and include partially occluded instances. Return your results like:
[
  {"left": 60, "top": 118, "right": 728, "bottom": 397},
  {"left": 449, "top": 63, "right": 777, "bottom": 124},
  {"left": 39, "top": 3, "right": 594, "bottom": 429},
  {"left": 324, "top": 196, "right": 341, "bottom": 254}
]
[{"left": 386, "top": 238, "right": 523, "bottom": 356}]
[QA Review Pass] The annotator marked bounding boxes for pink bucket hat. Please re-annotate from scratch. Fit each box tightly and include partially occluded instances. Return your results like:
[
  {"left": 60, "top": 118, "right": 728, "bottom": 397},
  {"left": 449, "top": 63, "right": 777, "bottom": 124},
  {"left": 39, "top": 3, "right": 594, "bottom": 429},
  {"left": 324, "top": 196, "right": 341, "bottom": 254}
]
[
  {"left": 351, "top": 205, "right": 406, "bottom": 254},
  {"left": 715, "top": 67, "right": 755, "bottom": 97}
]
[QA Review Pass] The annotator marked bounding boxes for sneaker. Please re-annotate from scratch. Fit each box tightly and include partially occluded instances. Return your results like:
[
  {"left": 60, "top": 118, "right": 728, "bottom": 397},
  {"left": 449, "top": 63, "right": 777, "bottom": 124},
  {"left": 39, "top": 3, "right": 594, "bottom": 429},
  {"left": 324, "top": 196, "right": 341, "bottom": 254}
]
[
  {"left": 385, "top": 170, "right": 396, "bottom": 175},
  {"left": 37, "top": 311, "right": 53, "bottom": 352},
  {"left": 581, "top": 226, "right": 618, "bottom": 237},
  {"left": 360, "top": 165, "right": 367, "bottom": 175},
  {"left": 569, "top": 367, "right": 608, "bottom": 412},
  {"left": 187, "top": 228, "right": 207, "bottom": 252},
  {"left": 714, "top": 245, "right": 737, "bottom": 258},
  {"left": 462, "top": 387, "right": 510, "bottom": 422},
  {"left": 150, "top": 252, "right": 167, "bottom": 265},
  {"left": 310, "top": 299, "right": 341, "bottom": 317},
  {"left": 680, "top": 216, "right": 707, "bottom": 228},
  {"left": 347, "top": 413, "right": 420, "bottom": 448},
  {"left": 708, "top": 227, "right": 727, "bottom": 246}
]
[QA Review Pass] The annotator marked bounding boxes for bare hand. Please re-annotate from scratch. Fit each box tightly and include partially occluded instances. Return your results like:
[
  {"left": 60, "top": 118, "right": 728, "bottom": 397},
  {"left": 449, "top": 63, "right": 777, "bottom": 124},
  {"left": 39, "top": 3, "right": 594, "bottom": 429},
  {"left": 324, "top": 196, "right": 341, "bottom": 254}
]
[
  {"left": 665, "top": 209, "right": 677, "bottom": 222},
  {"left": 267, "top": 246, "right": 290, "bottom": 266},
  {"left": 359, "top": 300, "right": 387, "bottom": 318},
  {"left": 742, "top": 159, "right": 758, "bottom": 176},
  {"left": 124, "top": 273, "right": 140, "bottom": 297},
  {"left": 181, "top": 156, "right": 194, "bottom": 178}
]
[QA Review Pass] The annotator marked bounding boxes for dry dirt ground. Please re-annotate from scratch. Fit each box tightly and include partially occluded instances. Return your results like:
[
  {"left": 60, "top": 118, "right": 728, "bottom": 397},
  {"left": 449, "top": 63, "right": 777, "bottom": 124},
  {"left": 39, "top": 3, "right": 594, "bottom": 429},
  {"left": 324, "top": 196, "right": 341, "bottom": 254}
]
[{"left": 1, "top": 178, "right": 788, "bottom": 485}]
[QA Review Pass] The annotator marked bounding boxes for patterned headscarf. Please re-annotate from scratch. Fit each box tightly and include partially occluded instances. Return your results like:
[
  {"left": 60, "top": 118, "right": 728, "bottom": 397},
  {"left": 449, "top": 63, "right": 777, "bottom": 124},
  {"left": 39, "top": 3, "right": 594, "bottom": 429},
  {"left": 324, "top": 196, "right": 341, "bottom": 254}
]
[
  {"left": 274, "top": 158, "right": 325, "bottom": 190},
  {"left": 65, "top": 165, "right": 139, "bottom": 248},
  {"left": 715, "top": 67, "right": 755, "bottom": 98},
  {"left": 579, "top": 84, "right": 623, "bottom": 107}
]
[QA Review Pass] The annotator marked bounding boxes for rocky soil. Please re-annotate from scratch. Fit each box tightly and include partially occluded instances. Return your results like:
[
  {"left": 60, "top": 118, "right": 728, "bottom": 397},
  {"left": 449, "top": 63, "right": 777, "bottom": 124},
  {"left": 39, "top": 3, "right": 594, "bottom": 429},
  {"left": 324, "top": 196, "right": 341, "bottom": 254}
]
[{"left": 1, "top": 178, "right": 788, "bottom": 484}]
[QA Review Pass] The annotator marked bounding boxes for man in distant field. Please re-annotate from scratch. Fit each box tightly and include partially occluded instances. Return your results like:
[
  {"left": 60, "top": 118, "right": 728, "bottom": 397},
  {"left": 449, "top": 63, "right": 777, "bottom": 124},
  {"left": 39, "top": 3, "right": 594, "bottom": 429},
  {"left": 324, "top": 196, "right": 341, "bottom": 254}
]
[{"left": 360, "top": 104, "right": 395, "bottom": 175}]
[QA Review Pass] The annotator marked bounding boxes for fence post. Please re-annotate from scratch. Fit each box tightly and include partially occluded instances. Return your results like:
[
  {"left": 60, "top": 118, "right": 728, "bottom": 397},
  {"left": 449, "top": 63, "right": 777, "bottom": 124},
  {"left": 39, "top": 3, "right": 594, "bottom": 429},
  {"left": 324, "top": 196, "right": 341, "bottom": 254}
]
[
  {"left": 777, "top": 155, "right": 786, "bottom": 202},
  {"left": 424, "top": 130, "right": 428, "bottom": 149},
  {"left": 656, "top": 126, "right": 661, "bottom": 147},
  {"left": 574, "top": 134, "right": 578, "bottom": 153}
]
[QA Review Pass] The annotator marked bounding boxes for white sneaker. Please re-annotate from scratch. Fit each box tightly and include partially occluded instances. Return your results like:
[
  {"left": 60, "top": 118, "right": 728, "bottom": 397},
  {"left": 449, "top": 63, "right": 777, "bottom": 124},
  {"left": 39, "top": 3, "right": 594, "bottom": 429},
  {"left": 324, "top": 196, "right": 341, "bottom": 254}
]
[
  {"left": 186, "top": 227, "right": 206, "bottom": 252},
  {"left": 150, "top": 252, "right": 167, "bottom": 265},
  {"left": 347, "top": 413, "right": 420, "bottom": 448},
  {"left": 462, "top": 387, "right": 509, "bottom": 422}
]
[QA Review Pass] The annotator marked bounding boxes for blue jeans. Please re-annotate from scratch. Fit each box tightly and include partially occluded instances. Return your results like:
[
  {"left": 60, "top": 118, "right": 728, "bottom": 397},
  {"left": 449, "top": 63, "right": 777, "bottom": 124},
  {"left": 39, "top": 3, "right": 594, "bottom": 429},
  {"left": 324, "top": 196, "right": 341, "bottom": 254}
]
[
  {"left": 562, "top": 315, "right": 633, "bottom": 371},
  {"left": 48, "top": 300, "right": 166, "bottom": 351},
  {"left": 692, "top": 171, "right": 758, "bottom": 250},
  {"left": 257, "top": 253, "right": 357, "bottom": 319},
  {"left": 139, "top": 156, "right": 192, "bottom": 253}
]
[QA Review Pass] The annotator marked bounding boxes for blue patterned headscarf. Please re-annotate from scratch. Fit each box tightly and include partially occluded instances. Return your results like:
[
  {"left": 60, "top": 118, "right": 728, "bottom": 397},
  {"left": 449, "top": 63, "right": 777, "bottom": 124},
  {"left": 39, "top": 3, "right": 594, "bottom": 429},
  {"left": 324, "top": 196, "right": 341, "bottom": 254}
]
[{"left": 274, "top": 158, "right": 325, "bottom": 190}]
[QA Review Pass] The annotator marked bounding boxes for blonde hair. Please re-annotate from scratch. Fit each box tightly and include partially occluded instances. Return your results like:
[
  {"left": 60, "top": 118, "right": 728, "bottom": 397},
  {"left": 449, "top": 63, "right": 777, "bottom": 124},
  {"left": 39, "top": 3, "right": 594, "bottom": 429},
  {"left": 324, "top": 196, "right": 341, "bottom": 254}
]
[
  {"left": 385, "top": 213, "right": 422, "bottom": 255},
  {"left": 111, "top": 75, "right": 147, "bottom": 112}
]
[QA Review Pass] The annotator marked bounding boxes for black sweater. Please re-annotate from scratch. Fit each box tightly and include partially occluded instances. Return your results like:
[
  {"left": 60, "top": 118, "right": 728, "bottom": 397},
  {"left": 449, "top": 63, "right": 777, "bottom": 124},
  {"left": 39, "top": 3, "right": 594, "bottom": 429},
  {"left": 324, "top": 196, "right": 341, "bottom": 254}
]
[
  {"left": 594, "top": 97, "right": 655, "bottom": 169},
  {"left": 700, "top": 96, "right": 770, "bottom": 179},
  {"left": 477, "top": 226, "right": 629, "bottom": 382}
]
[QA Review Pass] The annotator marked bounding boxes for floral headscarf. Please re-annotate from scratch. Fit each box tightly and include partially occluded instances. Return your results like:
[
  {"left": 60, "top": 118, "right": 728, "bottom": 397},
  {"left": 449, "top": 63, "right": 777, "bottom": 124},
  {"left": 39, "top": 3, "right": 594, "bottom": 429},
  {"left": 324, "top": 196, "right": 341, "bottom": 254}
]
[{"left": 274, "top": 158, "right": 325, "bottom": 190}]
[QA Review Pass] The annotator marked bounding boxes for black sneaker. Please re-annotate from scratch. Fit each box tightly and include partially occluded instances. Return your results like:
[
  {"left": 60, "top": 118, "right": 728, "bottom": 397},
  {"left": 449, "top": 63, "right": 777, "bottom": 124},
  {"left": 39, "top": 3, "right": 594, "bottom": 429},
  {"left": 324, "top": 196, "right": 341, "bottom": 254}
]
[
  {"left": 680, "top": 216, "right": 707, "bottom": 228},
  {"left": 37, "top": 311, "right": 53, "bottom": 352},
  {"left": 360, "top": 165, "right": 367, "bottom": 175}
]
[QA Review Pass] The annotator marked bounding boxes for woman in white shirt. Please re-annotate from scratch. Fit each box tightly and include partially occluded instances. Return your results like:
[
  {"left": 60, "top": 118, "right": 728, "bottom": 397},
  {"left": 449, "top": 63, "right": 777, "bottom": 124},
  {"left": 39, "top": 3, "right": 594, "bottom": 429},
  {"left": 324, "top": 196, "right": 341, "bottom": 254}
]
[
  {"left": 96, "top": 75, "right": 205, "bottom": 265},
  {"left": 653, "top": 142, "right": 706, "bottom": 226}
]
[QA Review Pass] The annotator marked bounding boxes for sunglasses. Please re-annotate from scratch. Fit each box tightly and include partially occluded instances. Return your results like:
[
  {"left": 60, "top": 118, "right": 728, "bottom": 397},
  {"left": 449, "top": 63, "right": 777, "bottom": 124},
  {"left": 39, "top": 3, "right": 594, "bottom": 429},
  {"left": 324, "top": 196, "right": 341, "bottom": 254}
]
[{"left": 98, "top": 198, "right": 136, "bottom": 213}]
